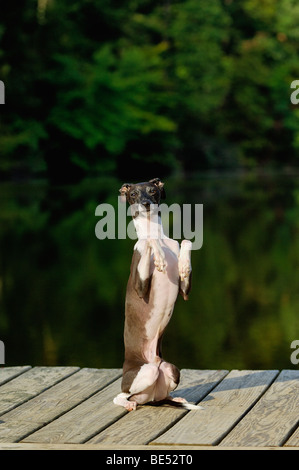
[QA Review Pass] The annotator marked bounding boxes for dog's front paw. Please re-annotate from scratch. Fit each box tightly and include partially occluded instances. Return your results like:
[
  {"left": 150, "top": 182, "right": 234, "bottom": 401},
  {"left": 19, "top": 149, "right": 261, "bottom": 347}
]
[
  {"left": 154, "top": 251, "right": 167, "bottom": 273},
  {"left": 149, "top": 239, "right": 167, "bottom": 273},
  {"left": 178, "top": 258, "right": 191, "bottom": 280}
]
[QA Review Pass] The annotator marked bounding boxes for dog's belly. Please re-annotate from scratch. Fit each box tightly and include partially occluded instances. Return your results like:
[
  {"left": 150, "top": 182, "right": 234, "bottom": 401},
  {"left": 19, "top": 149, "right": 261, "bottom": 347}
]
[
  {"left": 146, "top": 267, "right": 178, "bottom": 335},
  {"left": 124, "top": 249, "right": 179, "bottom": 363}
]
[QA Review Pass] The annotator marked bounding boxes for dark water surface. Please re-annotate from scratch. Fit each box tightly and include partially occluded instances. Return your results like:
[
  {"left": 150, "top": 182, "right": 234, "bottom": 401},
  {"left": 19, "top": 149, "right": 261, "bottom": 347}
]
[{"left": 1, "top": 172, "right": 299, "bottom": 370}]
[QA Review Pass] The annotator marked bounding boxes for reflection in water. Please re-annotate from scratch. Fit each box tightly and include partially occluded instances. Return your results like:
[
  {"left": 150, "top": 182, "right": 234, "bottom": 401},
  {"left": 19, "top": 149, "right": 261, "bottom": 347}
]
[{"left": 0, "top": 172, "right": 299, "bottom": 369}]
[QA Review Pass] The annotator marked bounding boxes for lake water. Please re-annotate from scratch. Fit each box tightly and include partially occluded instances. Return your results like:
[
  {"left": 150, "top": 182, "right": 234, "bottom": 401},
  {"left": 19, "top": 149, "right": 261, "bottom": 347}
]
[{"left": 0, "top": 172, "right": 299, "bottom": 370}]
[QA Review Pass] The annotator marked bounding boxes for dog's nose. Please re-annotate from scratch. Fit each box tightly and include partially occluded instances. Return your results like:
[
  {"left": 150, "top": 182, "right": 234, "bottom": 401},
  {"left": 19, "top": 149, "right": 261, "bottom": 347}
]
[{"left": 141, "top": 199, "right": 152, "bottom": 208}]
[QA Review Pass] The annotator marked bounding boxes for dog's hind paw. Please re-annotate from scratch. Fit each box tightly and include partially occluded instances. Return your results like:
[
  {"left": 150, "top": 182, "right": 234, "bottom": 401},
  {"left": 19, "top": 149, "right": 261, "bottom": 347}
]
[
  {"left": 113, "top": 393, "right": 137, "bottom": 411},
  {"left": 125, "top": 401, "right": 137, "bottom": 411}
]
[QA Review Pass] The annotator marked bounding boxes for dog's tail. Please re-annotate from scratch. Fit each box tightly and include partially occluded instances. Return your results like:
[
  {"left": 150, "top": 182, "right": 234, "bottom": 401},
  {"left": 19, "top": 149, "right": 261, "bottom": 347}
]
[
  {"left": 179, "top": 402, "right": 204, "bottom": 410},
  {"left": 150, "top": 399, "right": 203, "bottom": 410}
]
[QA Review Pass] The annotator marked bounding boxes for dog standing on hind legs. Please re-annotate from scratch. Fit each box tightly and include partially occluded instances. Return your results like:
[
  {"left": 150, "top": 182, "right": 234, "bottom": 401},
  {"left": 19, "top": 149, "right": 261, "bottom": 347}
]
[{"left": 113, "top": 178, "right": 202, "bottom": 411}]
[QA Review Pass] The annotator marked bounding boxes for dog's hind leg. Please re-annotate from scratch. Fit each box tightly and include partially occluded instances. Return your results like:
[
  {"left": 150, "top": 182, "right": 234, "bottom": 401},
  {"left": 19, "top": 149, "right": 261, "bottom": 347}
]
[{"left": 114, "top": 363, "right": 160, "bottom": 410}]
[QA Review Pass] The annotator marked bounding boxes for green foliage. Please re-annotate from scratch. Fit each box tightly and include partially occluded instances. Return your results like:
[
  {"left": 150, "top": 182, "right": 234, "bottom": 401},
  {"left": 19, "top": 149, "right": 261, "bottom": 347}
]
[
  {"left": 1, "top": 1, "right": 299, "bottom": 180},
  {"left": 48, "top": 44, "right": 176, "bottom": 155},
  {"left": 221, "top": 0, "right": 299, "bottom": 166}
]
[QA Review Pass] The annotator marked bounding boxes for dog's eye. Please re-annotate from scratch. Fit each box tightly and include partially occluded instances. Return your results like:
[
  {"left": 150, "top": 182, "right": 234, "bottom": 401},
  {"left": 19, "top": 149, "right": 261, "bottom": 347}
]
[
  {"left": 130, "top": 191, "right": 137, "bottom": 197},
  {"left": 148, "top": 188, "right": 156, "bottom": 194}
]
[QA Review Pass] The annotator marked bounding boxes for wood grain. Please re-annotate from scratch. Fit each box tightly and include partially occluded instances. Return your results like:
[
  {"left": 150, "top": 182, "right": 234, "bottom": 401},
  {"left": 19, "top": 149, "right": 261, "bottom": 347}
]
[
  {"left": 22, "top": 377, "right": 127, "bottom": 444},
  {"left": 0, "top": 368, "right": 121, "bottom": 442},
  {"left": 0, "top": 366, "right": 31, "bottom": 386},
  {"left": 219, "top": 369, "right": 299, "bottom": 447},
  {"left": 284, "top": 426, "right": 299, "bottom": 447},
  {"left": 0, "top": 366, "right": 78, "bottom": 416},
  {"left": 152, "top": 369, "right": 279, "bottom": 446},
  {"left": 87, "top": 369, "right": 228, "bottom": 445}
]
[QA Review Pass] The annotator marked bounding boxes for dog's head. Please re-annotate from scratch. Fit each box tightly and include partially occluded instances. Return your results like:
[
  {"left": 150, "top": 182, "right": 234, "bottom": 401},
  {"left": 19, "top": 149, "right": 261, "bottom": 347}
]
[{"left": 119, "top": 178, "right": 166, "bottom": 210}]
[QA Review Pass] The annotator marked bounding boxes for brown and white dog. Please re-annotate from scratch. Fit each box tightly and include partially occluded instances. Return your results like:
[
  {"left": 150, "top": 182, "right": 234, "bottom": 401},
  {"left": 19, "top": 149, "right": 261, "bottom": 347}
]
[{"left": 113, "top": 178, "right": 200, "bottom": 411}]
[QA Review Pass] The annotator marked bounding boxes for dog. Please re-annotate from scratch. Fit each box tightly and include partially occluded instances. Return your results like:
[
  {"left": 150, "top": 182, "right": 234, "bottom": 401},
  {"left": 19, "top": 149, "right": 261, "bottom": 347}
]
[{"left": 113, "top": 178, "right": 201, "bottom": 411}]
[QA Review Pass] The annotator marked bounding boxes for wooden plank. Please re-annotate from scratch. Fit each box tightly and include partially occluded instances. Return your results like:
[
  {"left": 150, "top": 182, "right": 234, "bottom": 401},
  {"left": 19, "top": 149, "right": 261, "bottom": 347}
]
[
  {"left": 283, "top": 425, "right": 299, "bottom": 447},
  {"left": 220, "top": 370, "right": 299, "bottom": 447},
  {"left": 0, "top": 366, "right": 32, "bottom": 386},
  {"left": 0, "top": 366, "right": 79, "bottom": 416},
  {"left": 87, "top": 369, "right": 229, "bottom": 446},
  {"left": 22, "top": 377, "right": 127, "bottom": 444},
  {"left": 152, "top": 369, "right": 279, "bottom": 446},
  {"left": 0, "top": 443, "right": 296, "bottom": 450},
  {"left": 0, "top": 368, "right": 121, "bottom": 443}
]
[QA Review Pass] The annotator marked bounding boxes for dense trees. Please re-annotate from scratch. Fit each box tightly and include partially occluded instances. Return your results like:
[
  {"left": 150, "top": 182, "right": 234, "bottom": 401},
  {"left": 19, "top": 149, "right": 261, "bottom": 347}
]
[
  {"left": 1, "top": 2, "right": 299, "bottom": 369},
  {"left": 1, "top": 1, "right": 299, "bottom": 182}
]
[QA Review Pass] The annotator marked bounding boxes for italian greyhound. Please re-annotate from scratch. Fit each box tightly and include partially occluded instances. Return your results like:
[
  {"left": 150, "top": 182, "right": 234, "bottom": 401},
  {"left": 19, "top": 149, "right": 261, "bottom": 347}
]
[{"left": 113, "top": 178, "right": 201, "bottom": 411}]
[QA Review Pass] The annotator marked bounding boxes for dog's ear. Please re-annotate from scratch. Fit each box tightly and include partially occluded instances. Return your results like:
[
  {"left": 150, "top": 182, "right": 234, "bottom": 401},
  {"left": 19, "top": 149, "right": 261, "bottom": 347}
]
[
  {"left": 149, "top": 178, "right": 166, "bottom": 200},
  {"left": 119, "top": 183, "right": 132, "bottom": 201}
]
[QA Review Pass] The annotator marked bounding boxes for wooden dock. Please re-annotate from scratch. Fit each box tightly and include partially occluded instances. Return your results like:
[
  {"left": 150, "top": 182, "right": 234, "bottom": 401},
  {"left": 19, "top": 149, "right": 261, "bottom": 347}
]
[{"left": 0, "top": 366, "right": 298, "bottom": 450}]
